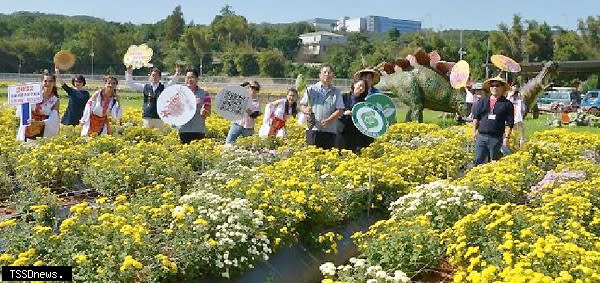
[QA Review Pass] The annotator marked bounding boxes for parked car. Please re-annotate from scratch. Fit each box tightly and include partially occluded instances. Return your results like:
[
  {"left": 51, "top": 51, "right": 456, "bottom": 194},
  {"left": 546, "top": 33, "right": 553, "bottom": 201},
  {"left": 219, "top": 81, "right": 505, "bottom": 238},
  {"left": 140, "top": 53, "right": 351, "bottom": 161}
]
[
  {"left": 581, "top": 89, "right": 600, "bottom": 116},
  {"left": 537, "top": 90, "right": 578, "bottom": 112}
]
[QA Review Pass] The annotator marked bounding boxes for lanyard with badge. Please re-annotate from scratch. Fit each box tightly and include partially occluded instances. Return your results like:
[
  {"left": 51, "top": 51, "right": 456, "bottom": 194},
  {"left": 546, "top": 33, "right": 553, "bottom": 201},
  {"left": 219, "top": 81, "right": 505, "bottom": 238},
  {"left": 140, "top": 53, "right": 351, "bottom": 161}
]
[{"left": 488, "top": 98, "right": 497, "bottom": 120}]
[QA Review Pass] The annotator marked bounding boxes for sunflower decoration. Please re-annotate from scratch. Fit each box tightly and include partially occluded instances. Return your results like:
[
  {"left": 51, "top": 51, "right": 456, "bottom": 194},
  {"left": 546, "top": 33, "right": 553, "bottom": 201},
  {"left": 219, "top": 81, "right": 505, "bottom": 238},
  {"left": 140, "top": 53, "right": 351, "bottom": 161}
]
[
  {"left": 54, "top": 50, "right": 76, "bottom": 71},
  {"left": 123, "top": 44, "right": 154, "bottom": 69}
]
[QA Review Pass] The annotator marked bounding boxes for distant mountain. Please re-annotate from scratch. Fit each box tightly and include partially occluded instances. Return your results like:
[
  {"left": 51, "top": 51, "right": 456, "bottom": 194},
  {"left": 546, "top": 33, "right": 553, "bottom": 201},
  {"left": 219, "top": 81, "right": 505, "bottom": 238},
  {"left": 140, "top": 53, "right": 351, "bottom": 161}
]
[{"left": 0, "top": 11, "right": 105, "bottom": 23}]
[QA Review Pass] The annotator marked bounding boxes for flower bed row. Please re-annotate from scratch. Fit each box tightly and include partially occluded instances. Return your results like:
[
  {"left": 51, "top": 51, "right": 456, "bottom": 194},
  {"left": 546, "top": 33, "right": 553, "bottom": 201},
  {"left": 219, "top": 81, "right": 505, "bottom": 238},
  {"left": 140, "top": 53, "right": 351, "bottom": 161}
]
[
  {"left": 320, "top": 129, "right": 600, "bottom": 282},
  {"left": 0, "top": 103, "right": 473, "bottom": 282}
]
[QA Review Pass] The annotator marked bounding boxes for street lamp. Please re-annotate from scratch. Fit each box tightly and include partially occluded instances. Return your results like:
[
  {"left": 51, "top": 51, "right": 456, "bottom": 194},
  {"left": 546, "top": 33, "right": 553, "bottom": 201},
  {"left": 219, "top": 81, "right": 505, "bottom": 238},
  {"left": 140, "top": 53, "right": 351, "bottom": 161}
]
[
  {"left": 200, "top": 56, "right": 203, "bottom": 77},
  {"left": 17, "top": 55, "right": 23, "bottom": 82},
  {"left": 458, "top": 30, "right": 467, "bottom": 60},
  {"left": 90, "top": 38, "right": 94, "bottom": 81}
]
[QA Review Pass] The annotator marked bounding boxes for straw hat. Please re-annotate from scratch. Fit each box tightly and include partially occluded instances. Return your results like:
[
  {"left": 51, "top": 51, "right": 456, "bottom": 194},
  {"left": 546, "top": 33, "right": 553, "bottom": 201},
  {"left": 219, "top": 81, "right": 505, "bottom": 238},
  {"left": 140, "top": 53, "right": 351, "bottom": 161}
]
[
  {"left": 54, "top": 50, "right": 76, "bottom": 71},
  {"left": 483, "top": 76, "right": 508, "bottom": 90},
  {"left": 353, "top": 69, "right": 381, "bottom": 85}
]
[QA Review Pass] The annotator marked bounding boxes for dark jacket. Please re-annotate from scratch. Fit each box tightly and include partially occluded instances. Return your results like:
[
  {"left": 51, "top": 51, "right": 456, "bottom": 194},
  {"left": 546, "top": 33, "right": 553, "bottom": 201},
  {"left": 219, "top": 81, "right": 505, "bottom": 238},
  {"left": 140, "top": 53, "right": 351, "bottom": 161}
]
[
  {"left": 474, "top": 95, "right": 514, "bottom": 137},
  {"left": 340, "top": 93, "right": 374, "bottom": 152},
  {"left": 61, "top": 84, "right": 90, "bottom": 125}
]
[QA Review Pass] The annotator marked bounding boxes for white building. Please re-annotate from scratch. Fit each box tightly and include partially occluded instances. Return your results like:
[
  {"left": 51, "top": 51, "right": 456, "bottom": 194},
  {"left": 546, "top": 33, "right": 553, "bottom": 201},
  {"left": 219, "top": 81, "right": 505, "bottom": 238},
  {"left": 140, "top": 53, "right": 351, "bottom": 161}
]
[
  {"left": 305, "top": 18, "right": 338, "bottom": 31},
  {"left": 345, "top": 17, "right": 365, "bottom": 32},
  {"left": 332, "top": 16, "right": 421, "bottom": 33},
  {"left": 299, "top": 31, "right": 348, "bottom": 55},
  {"left": 335, "top": 17, "right": 365, "bottom": 32}
]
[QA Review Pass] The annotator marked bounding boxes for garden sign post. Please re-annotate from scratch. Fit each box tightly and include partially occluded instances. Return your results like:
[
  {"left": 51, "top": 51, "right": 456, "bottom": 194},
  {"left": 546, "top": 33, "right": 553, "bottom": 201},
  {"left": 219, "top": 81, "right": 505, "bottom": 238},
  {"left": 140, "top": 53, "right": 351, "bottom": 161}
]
[{"left": 8, "top": 83, "right": 42, "bottom": 126}]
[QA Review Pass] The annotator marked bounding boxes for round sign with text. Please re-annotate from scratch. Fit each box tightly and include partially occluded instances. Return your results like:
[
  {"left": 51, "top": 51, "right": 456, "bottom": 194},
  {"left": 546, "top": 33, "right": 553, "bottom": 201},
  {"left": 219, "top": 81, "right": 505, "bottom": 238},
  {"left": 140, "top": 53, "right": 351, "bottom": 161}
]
[
  {"left": 123, "top": 44, "right": 154, "bottom": 69},
  {"left": 352, "top": 102, "right": 388, "bottom": 138},
  {"left": 157, "top": 85, "right": 197, "bottom": 126},
  {"left": 215, "top": 85, "right": 251, "bottom": 121},
  {"left": 365, "top": 94, "right": 397, "bottom": 125}
]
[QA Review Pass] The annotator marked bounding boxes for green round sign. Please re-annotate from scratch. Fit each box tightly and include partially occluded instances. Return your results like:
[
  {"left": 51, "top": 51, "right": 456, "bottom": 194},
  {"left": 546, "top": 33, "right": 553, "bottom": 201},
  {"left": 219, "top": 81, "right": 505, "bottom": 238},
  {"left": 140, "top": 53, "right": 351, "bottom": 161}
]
[
  {"left": 352, "top": 102, "right": 389, "bottom": 138},
  {"left": 365, "top": 94, "right": 397, "bottom": 125}
]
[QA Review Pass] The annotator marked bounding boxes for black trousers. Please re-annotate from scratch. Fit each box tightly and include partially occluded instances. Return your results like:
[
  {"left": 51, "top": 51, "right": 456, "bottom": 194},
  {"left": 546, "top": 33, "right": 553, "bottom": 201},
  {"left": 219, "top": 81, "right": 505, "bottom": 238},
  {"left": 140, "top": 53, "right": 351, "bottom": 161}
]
[
  {"left": 306, "top": 130, "right": 336, "bottom": 150},
  {"left": 179, "top": 132, "right": 205, "bottom": 144}
]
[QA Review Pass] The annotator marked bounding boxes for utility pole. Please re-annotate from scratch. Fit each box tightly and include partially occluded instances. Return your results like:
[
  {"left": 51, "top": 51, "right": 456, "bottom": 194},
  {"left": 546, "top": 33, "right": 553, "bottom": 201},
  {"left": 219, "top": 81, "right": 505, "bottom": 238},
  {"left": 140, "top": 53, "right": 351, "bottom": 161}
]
[
  {"left": 17, "top": 55, "right": 23, "bottom": 82},
  {"left": 485, "top": 37, "right": 490, "bottom": 78}
]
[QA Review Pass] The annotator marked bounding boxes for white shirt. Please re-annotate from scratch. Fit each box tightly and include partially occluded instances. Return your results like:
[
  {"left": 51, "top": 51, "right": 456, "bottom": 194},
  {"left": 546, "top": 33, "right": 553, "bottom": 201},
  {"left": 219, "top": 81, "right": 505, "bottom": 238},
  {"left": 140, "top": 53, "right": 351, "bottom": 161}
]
[{"left": 124, "top": 72, "right": 179, "bottom": 92}]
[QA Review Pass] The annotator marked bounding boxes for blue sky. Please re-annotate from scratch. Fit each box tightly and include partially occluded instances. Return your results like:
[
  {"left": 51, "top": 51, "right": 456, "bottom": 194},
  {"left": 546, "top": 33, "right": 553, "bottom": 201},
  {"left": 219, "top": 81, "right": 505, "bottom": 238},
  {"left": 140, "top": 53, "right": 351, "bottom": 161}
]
[{"left": 1, "top": 0, "right": 598, "bottom": 31}]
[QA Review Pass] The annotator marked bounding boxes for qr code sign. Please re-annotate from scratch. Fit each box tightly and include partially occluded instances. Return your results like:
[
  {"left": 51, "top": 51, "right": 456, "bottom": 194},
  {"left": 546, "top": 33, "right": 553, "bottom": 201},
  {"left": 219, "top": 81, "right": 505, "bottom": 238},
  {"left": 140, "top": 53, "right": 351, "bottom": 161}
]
[
  {"left": 219, "top": 90, "right": 245, "bottom": 116},
  {"left": 216, "top": 86, "right": 251, "bottom": 121}
]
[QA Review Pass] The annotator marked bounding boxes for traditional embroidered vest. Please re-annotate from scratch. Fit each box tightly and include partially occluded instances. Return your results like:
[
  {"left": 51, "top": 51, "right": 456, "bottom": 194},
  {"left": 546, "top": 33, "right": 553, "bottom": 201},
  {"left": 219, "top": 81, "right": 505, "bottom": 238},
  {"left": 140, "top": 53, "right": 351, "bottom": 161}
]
[
  {"left": 25, "top": 103, "right": 48, "bottom": 138},
  {"left": 88, "top": 94, "right": 114, "bottom": 136},
  {"left": 143, "top": 83, "right": 164, "bottom": 118}
]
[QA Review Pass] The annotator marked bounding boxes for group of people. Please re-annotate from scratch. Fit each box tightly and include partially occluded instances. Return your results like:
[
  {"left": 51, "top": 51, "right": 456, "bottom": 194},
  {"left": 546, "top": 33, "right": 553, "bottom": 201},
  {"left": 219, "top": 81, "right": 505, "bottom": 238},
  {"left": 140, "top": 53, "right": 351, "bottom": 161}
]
[
  {"left": 16, "top": 62, "right": 385, "bottom": 154},
  {"left": 16, "top": 69, "right": 124, "bottom": 141},
  {"left": 16, "top": 66, "right": 211, "bottom": 144},
  {"left": 470, "top": 76, "right": 527, "bottom": 165},
  {"left": 224, "top": 64, "right": 382, "bottom": 153},
  {"left": 18, "top": 63, "right": 535, "bottom": 166},
  {"left": 299, "top": 64, "right": 380, "bottom": 152}
]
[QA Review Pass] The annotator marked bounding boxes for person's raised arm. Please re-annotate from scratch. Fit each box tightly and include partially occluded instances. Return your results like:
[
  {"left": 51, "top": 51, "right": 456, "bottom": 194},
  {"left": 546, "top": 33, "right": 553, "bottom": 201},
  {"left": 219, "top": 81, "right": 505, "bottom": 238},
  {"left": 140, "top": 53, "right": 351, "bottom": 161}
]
[
  {"left": 166, "top": 65, "right": 181, "bottom": 87},
  {"left": 125, "top": 65, "right": 145, "bottom": 92},
  {"left": 54, "top": 66, "right": 72, "bottom": 93}
]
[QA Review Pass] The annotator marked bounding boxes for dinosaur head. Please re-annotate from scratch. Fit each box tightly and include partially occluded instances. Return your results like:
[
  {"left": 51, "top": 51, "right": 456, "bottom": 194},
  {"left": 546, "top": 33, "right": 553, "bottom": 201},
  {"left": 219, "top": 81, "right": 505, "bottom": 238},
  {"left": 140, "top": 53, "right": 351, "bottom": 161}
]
[
  {"left": 375, "top": 70, "right": 400, "bottom": 93},
  {"left": 540, "top": 61, "right": 559, "bottom": 86},
  {"left": 454, "top": 88, "right": 472, "bottom": 118}
]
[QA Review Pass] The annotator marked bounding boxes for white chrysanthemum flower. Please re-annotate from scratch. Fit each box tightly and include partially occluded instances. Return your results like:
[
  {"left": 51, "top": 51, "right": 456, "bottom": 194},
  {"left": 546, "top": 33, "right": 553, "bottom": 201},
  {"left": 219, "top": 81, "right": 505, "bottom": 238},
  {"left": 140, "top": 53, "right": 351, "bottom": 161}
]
[
  {"left": 376, "top": 270, "right": 388, "bottom": 278},
  {"left": 319, "top": 262, "right": 336, "bottom": 276}
]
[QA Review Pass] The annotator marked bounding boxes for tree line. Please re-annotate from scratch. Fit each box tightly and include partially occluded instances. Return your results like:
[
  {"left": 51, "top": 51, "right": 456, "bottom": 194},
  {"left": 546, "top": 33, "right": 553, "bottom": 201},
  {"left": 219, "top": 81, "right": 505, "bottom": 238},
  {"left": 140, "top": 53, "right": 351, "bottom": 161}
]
[{"left": 0, "top": 6, "right": 598, "bottom": 83}]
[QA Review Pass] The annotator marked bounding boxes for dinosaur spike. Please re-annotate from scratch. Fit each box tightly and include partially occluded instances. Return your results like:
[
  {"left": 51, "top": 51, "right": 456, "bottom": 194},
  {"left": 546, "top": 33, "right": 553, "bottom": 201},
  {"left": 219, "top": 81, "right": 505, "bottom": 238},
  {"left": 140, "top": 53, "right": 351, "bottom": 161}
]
[
  {"left": 394, "top": 58, "right": 411, "bottom": 70},
  {"left": 377, "top": 62, "right": 396, "bottom": 75},
  {"left": 429, "top": 51, "right": 441, "bottom": 69},
  {"left": 414, "top": 49, "right": 430, "bottom": 66},
  {"left": 407, "top": 55, "right": 418, "bottom": 67},
  {"left": 435, "top": 61, "right": 455, "bottom": 75},
  {"left": 429, "top": 50, "right": 441, "bottom": 64}
]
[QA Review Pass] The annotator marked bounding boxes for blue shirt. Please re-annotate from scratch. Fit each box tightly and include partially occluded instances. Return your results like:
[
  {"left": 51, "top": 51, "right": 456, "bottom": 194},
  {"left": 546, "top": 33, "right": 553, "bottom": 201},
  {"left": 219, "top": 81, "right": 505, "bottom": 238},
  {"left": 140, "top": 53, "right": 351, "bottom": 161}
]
[{"left": 300, "top": 82, "right": 345, "bottom": 133}]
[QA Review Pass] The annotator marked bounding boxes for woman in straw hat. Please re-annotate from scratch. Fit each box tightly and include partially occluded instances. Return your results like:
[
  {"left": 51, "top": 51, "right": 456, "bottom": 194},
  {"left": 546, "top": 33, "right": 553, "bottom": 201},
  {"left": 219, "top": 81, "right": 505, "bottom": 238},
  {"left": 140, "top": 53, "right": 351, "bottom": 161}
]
[
  {"left": 353, "top": 69, "right": 381, "bottom": 96},
  {"left": 472, "top": 76, "right": 514, "bottom": 165}
]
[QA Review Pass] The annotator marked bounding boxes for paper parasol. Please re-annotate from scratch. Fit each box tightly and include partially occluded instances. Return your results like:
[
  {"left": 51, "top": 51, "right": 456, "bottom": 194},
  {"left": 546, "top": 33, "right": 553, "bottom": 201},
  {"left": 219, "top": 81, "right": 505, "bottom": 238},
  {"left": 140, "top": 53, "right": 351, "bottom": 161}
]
[
  {"left": 450, "top": 60, "right": 470, "bottom": 89},
  {"left": 491, "top": 54, "right": 521, "bottom": 73},
  {"left": 123, "top": 44, "right": 154, "bottom": 69},
  {"left": 54, "top": 50, "right": 76, "bottom": 71}
]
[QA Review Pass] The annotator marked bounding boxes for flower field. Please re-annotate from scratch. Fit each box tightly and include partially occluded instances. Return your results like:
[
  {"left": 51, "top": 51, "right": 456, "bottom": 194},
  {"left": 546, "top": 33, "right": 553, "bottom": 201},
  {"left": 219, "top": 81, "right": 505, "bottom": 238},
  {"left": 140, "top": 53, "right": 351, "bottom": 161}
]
[{"left": 0, "top": 104, "right": 599, "bottom": 282}]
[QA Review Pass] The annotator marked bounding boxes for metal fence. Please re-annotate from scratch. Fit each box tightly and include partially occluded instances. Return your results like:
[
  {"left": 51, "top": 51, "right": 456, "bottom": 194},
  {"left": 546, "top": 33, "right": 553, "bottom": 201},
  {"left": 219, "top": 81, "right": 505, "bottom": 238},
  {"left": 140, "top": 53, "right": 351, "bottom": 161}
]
[{"left": 0, "top": 73, "right": 353, "bottom": 93}]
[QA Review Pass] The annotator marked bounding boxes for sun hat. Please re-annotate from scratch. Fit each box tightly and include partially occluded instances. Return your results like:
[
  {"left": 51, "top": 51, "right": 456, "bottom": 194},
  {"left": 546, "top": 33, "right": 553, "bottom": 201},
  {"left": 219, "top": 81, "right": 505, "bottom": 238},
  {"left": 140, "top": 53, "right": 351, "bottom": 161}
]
[
  {"left": 483, "top": 76, "right": 508, "bottom": 90},
  {"left": 353, "top": 69, "right": 381, "bottom": 85}
]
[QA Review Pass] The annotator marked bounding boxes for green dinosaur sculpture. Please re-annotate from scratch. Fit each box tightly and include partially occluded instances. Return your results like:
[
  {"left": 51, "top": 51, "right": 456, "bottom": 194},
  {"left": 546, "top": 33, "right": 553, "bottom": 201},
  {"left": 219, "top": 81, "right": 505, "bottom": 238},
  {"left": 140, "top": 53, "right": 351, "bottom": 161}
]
[
  {"left": 376, "top": 50, "right": 559, "bottom": 122},
  {"left": 376, "top": 50, "right": 470, "bottom": 122}
]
